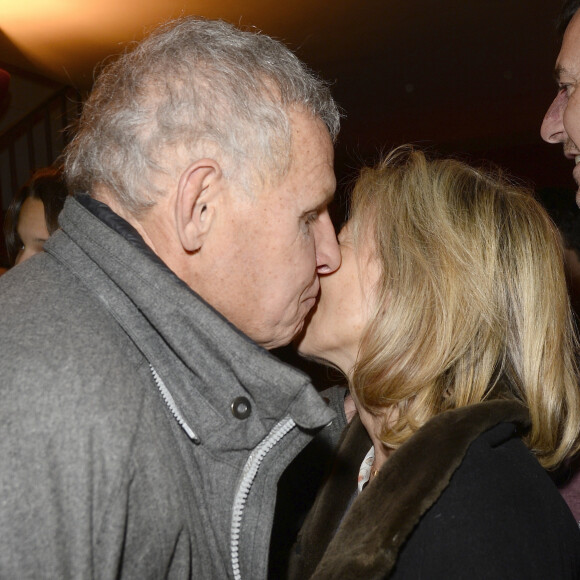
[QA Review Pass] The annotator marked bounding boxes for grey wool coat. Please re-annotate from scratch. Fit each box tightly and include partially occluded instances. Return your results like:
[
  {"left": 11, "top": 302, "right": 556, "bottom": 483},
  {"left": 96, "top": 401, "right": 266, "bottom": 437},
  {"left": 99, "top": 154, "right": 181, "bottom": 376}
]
[
  {"left": 290, "top": 399, "right": 580, "bottom": 579},
  {"left": 0, "top": 195, "right": 345, "bottom": 580}
]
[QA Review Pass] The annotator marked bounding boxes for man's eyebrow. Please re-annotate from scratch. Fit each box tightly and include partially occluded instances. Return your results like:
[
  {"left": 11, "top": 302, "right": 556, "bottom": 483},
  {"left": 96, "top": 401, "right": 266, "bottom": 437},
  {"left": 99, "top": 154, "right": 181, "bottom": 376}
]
[
  {"left": 324, "top": 190, "right": 335, "bottom": 205},
  {"left": 301, "top": 194, "right": 333, "bottom": 218},
  {"left": 554, "top": 65, "right": 573, "bottom": 82},
  {"left": 318, "top": 191, "right": 335, "bottom": 211}
]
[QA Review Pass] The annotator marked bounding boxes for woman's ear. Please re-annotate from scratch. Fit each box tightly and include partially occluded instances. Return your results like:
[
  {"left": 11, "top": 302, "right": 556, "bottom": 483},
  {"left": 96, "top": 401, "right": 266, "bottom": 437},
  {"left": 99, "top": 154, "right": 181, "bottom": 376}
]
[{"left": 176, "top": 159, "right": 221, "bottom": 252}]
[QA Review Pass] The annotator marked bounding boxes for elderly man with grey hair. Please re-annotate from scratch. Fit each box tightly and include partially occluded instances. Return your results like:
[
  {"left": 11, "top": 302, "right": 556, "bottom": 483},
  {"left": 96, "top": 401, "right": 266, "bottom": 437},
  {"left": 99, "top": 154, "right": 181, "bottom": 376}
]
[{"left": 0, "top": 17, "right": 343, "bottom": 579}]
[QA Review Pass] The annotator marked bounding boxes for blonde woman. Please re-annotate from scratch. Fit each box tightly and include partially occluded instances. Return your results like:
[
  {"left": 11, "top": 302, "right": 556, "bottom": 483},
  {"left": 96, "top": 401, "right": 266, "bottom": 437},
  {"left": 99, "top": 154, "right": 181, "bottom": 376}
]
[{"left": 291, "top": 147, "right": 580, "bottom": 579}]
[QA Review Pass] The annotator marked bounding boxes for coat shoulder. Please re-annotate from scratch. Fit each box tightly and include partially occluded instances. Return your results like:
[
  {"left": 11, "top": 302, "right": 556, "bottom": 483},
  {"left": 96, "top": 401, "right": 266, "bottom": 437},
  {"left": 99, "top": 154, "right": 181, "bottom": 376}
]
[{"left": 393, "top": 425, "right": 580, "bottom": 578}]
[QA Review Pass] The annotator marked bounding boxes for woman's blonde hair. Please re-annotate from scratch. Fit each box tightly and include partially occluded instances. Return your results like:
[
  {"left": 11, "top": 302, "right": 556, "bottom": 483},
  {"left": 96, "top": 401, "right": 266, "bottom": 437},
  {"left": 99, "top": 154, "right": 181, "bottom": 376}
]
[{"left": 350, "top": 146, "right": 580, "bottom": 469}]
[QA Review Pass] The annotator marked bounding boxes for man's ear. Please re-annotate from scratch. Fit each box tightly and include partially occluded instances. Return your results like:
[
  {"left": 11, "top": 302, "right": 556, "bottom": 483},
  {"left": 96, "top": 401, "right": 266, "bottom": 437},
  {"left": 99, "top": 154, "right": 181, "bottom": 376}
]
[{"left": 176, "top": 159, "right": 222, "bottom": 252}]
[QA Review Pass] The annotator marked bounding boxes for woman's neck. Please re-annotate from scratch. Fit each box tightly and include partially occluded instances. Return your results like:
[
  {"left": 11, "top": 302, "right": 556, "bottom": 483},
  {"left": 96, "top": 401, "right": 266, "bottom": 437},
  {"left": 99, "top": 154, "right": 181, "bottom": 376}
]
[{"left": 356, "top": 403, "right": 393, "bottom": 471}]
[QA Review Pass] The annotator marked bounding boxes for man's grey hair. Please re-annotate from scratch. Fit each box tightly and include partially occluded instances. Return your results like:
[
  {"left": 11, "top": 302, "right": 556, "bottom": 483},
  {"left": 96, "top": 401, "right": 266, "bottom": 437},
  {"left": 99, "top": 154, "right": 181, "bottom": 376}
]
[{"left": 64, "top": 17, "right": 341, "bottom": 214}]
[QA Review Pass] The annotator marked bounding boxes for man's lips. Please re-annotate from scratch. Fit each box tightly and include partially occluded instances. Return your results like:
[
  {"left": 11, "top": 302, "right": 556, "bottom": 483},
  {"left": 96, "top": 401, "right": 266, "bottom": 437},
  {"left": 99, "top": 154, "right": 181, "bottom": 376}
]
[
  {"left": 573, "top": 161, "right": 580, "bottom": 185},
  {"left": 303, "top": 287, "right": 320, "bottom": 307},
  {"left": 563, "top": 147, "right": 580, "bottom": 185},
  {"left": 303, "top": 296, "right": 317, "bottom": 309},
  {"left": 303, "top": 278, "right": 320, "bottom": 303},
  {"left": 563, "top": 144, "right": 580, "bottom": 161}
]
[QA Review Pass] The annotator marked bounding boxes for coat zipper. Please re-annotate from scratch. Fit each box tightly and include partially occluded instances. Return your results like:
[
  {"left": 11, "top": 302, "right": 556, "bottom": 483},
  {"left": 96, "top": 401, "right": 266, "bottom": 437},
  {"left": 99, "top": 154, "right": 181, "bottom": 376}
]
[
  {"left": 150, "top": 362, "right": 296, "bottom": 578},
  {"left": 149, "top": 364, "right": 200, "bottom": 443},
  {"left": 230, "top": 416, "right": 296, "bottom": 580}
]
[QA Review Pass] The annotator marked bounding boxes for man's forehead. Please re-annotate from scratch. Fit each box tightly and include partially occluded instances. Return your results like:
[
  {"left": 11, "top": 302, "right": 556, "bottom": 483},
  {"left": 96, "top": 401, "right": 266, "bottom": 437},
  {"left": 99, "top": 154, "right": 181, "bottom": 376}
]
[
  {"left": 318, "top": 188, "right": 335, "bottom": 210},
  {"left": 317, "top": 167, "right": 337, "bottom": 204},
  {"left": 558, "top": 12, "right": 580, "bottom": 75},
  {"left": 297, "top": 177, "right": 335, "bottom": 212}
]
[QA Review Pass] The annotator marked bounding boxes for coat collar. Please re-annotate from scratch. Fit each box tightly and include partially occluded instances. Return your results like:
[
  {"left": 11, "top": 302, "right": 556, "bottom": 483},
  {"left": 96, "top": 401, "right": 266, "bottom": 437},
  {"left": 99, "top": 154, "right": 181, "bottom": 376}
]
[
  {"left": 47, "top": 196, "right": 334, "bottom": 449},
  {"left": 295, "top": 399, "right": 530, "bottom": 579}
]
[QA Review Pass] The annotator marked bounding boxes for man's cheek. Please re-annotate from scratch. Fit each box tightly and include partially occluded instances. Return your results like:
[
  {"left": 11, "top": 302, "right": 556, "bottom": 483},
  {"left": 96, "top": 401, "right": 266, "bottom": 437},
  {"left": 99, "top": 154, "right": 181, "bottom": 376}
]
[{"left": 564, "top": 96, "right": 580, "bottom": 134}]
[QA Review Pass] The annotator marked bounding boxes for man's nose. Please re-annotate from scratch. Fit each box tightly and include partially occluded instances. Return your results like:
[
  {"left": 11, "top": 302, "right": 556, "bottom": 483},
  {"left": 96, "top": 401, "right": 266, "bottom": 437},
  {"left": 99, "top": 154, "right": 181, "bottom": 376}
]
[
  {"left": 315, "top": 213, "right": 341, "bottom": 275},
  {"left": 541, "top": 90, "right": 568, "bottom": 144}
]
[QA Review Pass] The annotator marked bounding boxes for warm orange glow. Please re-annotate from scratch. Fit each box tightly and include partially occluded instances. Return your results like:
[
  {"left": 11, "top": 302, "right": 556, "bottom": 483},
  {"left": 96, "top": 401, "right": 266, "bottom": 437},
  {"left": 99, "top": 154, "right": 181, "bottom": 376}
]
[
  {"left": 1, "top": 0, "right": 194, "bottom": 84},
  {"left": 0, "top": 0, "right": 316, "bottom": 86},
  {"left": 2, "top": 0, "right": 73, "bottom": 20}
]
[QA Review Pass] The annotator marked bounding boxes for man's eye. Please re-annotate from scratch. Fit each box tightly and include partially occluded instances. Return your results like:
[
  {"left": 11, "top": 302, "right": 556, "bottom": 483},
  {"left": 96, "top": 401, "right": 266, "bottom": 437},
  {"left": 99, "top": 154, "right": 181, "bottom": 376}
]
[
  {"left": 301, "top": 212, "right": 319, "bottom": 235},
  {"left": 306, "top": 212, "right": 318, "bottom": 225},
  {"left": 559, "top": 84, "right": 572, "bottom": 97}
]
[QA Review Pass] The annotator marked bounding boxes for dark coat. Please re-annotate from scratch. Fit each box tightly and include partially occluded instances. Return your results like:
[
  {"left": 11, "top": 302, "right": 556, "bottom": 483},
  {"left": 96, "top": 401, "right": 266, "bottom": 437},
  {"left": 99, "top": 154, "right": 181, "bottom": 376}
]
[{"left": 290, "top": 400, "right": 580, "bottom": 579}]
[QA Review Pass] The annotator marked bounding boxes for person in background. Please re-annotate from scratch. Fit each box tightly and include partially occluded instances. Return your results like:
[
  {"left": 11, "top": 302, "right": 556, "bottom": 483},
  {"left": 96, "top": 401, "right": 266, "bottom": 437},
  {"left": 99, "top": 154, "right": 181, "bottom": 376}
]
[
  {"left": 0, "top": 17, "right": 342, "bottom": 579},
  {"left": 291, "top": 146, "right": 580, "bottom": 579},
  {"left": 540, "top": 0, "right": 580, "bottom": 526},
  {"left": 4, "top": 165, "right": 68, "bottom": 266},
  {"left": 541, "top": 0, "right": 580, "bottom": 206}
]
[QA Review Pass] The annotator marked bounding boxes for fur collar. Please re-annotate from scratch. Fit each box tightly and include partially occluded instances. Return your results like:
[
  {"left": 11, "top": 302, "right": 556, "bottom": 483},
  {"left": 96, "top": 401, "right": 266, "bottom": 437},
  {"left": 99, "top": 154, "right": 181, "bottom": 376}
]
[{"left": 292, "top": 399, "right": 530, "bottom": 579}]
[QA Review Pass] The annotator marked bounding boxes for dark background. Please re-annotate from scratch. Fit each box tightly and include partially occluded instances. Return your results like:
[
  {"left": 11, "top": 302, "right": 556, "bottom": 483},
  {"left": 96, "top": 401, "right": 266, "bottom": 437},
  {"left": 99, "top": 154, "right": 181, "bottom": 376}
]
[{"left": 0, "top": 0, "right": 576, "bottom": 196}]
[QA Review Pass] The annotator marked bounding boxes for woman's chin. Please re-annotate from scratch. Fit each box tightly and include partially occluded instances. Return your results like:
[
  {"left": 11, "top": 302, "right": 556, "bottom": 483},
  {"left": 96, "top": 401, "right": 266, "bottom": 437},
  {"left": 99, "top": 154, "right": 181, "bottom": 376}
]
[
  {"left": 293, "top": 325, "right": 315, "bottom": 358},
  {"left": 293, "top": 304, "right": 318, "bottom": 354},
  {"left": 293, "top": 332, "right": 340, "bottom": 374},
  {"left": 293, "top": 310, "right": 344, "bottom": 373}
]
